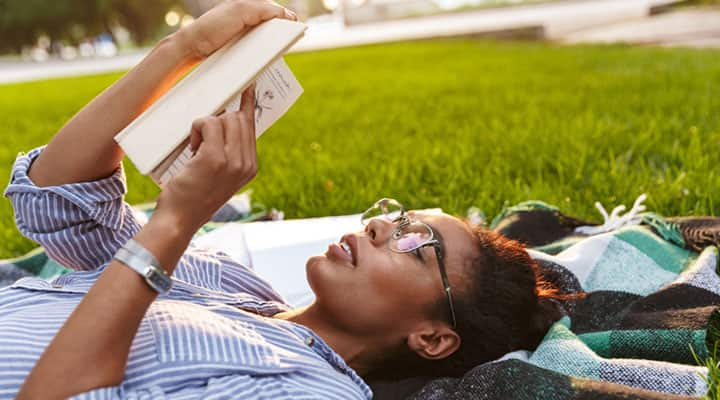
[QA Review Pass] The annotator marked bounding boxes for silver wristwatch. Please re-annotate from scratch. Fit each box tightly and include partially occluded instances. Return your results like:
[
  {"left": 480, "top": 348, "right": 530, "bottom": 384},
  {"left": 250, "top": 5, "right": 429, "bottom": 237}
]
[{"left": 114, "top": 238, "right": 173, "bottom": 294}]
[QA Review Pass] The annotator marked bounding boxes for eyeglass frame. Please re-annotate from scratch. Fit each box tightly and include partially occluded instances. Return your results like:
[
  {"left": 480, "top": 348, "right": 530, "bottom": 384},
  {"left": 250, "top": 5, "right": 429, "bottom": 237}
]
[{"left": 361, "top": 198, "right": 458, "bottom": 329}]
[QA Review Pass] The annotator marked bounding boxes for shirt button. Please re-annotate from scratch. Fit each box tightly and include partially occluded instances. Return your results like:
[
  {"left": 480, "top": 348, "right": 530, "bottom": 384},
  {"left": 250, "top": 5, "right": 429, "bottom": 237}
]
[{"left": 304, "top": 337, "right": 315, "bottom": 346}]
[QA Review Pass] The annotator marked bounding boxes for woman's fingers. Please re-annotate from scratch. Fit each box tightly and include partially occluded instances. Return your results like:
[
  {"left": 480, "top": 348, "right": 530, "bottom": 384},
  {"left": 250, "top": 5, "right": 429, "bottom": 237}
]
[
  {"left": 239, "top": 84, "right": 257, "bottom": 126},
  {"left": 179, "top": 0, "right": 297, "bottom": 59},
  {"left": 190, "top": 117, "right": 227, "bottom": 167},
  {"left": 260, "top": 0, "right": 298, "bottom": 22},
  {"left": 265, "top": 0, "right": 298, "bottom": 21},
  {"left": 189, "top": 129, "right": 202, "bottom": 154},
  {"left": 284, "top": 8, "right": 299, "bottom": 21},
  {"left": 223, "top": 85, "right": 256, "bottom": 148},
  {"left": 221, "top": 85, "right": 258, "bottom": 182},
  {"left": 239, "top": 85, "right": 258, "bottom": 167},
  {"left": 247, "top": 1, "right": 289, "bottom": 24},
  {"left": 246, "top": 0, "right": 297, "bottom": 24}
]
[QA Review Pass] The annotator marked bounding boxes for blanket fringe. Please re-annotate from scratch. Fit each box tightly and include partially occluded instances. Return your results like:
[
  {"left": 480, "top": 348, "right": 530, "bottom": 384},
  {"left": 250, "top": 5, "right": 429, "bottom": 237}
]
[{"left": 575, "top": 194, "right": 647, "bottom": 235}]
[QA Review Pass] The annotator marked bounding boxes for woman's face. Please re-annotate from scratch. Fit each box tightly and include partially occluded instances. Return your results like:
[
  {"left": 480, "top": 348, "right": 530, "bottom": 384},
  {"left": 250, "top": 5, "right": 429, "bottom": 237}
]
[{"left": 306, "top": 211, "right": 478, "bottom": 337}]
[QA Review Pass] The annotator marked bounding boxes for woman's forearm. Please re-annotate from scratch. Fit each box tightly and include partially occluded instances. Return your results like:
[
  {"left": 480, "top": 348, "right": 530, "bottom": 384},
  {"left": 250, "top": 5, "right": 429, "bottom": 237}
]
[
  {"left": 27, "top": 0, "right": 296, "bottom": 188},
  {"left": 16, "top": 210, "right": 194, "bottom": 400},
  {"left": 28, "top": 34, "right": 198, "bottom": 187},
  {"left": 16, "top": 3, "right": 292, "bottom": 397}
]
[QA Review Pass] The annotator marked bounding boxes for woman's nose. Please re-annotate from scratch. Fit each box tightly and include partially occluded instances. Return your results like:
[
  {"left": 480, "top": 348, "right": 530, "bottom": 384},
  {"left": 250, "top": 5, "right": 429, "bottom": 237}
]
[{"left": 365, "top": 218, "right": 395, "bottom": 246}]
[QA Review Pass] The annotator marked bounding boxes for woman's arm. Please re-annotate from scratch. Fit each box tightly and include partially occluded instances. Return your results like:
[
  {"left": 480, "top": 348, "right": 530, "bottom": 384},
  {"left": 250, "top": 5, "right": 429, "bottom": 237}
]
[
  {"left": 16, "top": 211, "right": 191, "bottom": 400},
  {"left": 7, "top": 1, "right": 295, "bottom": 273},
  {"left": 27, "top": 0, "right": 295, "bottom": 188},
  {"left": 27, "top": 37, "right": 192, "bottom": 187},
  {"left": 17, "top": 83, "right": 261, "bottom": 399}
]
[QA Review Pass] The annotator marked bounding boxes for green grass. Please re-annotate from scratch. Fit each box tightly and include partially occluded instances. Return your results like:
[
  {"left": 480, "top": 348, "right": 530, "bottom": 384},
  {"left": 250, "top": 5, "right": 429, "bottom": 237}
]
[
  {"left": 694, "top": 341, "right": 720, "bottom": 399},
  {"left": 1, "top": 39, "right": 719, "bottom": 260}
]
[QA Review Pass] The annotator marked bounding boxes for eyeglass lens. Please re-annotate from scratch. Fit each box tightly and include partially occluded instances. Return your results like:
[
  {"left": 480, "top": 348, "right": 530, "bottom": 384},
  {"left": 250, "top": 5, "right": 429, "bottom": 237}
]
[
  {"left": 361, "top": 199, "right": 403, "bottom": 225},
  {"left": 391, "top": 224, "right": 433, "bottom": 252}
]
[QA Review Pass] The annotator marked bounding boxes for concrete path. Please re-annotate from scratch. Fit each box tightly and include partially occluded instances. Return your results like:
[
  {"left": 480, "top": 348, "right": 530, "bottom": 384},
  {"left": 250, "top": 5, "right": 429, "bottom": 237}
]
[
  {"left": 0, "top": 52, "right": 147, "bottom": 84},
  {"left": 563, "top": 7, "right": 720, "bottom": 48},
  {"left": 294, "top": 0, "right": 681, "bottom": 52},
  {"left": 0, "top": 0, "right": 690, "bottom": 84}
]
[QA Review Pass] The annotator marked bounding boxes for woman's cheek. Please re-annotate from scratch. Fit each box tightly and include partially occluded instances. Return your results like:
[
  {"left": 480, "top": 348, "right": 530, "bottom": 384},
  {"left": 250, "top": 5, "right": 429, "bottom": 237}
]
[{"left": 367, "top": 257, "right": 420, "bottom": 299}]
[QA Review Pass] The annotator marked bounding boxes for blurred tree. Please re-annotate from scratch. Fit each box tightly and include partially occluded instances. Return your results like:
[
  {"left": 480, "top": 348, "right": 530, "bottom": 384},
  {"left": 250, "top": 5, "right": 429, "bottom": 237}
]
[
  {"left": 180, "top": 0, "right": 321, "bottom": 19},
  {"left": 0, "top": 0, "right": 184, "bottom": 53},
  {"left": 111, "top": 0, "right": 183, "bottom": 44},
  {"left": 303, "top": 0, "right": 331, "bottom": 18}
]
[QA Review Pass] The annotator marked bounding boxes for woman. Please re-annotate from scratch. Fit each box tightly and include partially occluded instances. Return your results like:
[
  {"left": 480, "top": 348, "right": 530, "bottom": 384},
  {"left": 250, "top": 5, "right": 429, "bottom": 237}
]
[{"left": 1, "top": 1, "right": 561, "bottom": 398}]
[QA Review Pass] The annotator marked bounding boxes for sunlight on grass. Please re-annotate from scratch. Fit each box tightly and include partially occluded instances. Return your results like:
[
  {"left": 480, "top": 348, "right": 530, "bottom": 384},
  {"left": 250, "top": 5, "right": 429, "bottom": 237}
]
[
  {"left": 695, "top": 308, "right": 720, "bottom": 399},
  {"left": 1, "top": 39, "right": 719, "bottom": 261}
]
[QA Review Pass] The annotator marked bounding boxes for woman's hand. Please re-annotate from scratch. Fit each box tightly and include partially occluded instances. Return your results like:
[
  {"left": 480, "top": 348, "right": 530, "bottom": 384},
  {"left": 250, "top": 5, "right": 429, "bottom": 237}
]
[
  {"left": 27, "top": 0, "right": 295, "bottom": 188},
  {"left": 174, "top": 0, "right": 298, "bottom": 60},
  {"left": 155, "top": 86, "right": 258, "bottom": 232}
]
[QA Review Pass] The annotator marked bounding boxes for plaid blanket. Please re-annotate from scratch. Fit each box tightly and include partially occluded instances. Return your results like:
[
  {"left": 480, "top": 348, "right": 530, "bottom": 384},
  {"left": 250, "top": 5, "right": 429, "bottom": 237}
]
[
  {"left": 3, "top": 197, "right": 718, "bottom": 399},
  {"left": 404, "top": 200, "right": 718, "bottom": 400}
]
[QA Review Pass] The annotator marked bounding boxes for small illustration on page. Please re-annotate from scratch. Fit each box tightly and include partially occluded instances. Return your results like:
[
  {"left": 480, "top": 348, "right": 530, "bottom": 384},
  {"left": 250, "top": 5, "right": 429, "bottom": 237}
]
[{"left": 255, "top": 88, "right": 275, "bottom": 124}]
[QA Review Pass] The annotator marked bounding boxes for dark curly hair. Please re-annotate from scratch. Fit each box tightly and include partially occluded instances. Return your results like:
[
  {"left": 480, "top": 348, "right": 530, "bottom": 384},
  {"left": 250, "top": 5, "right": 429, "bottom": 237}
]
[{"left": 365, "top": 225, "right": 569, "bottom": 381}]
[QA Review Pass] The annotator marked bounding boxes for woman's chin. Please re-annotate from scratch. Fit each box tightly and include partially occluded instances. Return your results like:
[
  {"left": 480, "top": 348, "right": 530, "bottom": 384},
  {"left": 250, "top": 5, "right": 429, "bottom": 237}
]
[
  {"left": 307, "top": 254, "right": 348, "bottom": 271},
  {"left": 306, "top": 254, "right": 325, "bottom": 268},
  {"left": 305, "top": 255, "right": 349, "bottom": 295}
]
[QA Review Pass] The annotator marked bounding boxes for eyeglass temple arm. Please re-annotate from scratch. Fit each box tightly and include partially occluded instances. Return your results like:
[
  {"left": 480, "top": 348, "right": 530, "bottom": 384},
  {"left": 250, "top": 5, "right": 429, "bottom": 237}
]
[{"left": 433, "top": 242, "right": 457, "bottom": 328}]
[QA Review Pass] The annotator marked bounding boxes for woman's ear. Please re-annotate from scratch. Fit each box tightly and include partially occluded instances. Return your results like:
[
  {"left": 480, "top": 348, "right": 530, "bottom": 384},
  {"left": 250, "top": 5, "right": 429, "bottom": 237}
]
[{"left": 407, "top": 325, "right": 461, "bottom": 360}]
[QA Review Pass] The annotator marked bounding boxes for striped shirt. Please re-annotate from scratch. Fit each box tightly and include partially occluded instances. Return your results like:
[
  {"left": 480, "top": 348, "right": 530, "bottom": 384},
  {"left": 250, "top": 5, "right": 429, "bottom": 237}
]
[{"left": 1, "top": 147, "right": 372, "bottom": 400}]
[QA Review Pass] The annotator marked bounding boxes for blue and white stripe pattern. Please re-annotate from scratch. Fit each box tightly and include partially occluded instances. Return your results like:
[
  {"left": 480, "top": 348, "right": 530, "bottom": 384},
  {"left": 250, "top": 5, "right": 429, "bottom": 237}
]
[{"left": 1, "top": 147, "right": 372, "bottom": 400}]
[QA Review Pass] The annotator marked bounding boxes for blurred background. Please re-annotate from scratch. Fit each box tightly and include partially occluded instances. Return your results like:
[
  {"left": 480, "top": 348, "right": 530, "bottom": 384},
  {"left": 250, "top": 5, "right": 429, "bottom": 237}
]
[
  {"left": 1, "top": 0, "right": 718, "bottom": 65},
  {"left": 0, "top": 0, "right": 719, "bottom": 260}
]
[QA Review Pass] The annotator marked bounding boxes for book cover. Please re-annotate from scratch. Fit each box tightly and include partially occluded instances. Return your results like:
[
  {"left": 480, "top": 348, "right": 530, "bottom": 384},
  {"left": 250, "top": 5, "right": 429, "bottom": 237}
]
[{"left": 114, "top": 19, "right": 307, "bottom": 185}]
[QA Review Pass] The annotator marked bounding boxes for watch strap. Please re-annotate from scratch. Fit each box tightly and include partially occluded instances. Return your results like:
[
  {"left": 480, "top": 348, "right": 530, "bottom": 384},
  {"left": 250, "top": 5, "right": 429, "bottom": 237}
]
[{"left": 114, "top": 238, "right": 173, "bottom": 294}]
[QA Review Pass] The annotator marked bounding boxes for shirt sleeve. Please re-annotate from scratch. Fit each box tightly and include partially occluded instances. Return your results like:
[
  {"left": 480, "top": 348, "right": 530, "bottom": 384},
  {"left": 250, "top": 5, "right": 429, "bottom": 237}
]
[{"left": 4, "top": 146, "right": 141, "bottom": 272}]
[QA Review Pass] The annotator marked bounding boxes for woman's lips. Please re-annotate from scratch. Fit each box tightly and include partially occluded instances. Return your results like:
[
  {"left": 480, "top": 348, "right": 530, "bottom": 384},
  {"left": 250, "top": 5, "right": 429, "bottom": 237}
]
[
  {"left": 341, "top": 234, "right": 358, "bottom": 266},
  {"left": 327, "top": 243, "right": 354, "bottom": 267}
]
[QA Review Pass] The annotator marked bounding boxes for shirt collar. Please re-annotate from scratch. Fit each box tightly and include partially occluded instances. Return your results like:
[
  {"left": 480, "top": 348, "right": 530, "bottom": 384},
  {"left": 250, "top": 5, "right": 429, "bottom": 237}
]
[{"left": 286, "top": 322, "right": 373, "bottom": 399}]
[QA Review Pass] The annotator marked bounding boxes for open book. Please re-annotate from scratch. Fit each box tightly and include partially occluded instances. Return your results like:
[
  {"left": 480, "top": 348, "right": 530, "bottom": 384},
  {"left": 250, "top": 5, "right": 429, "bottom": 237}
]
[{"left": 114, "top": 19, "right": 307, "bottom": 185}]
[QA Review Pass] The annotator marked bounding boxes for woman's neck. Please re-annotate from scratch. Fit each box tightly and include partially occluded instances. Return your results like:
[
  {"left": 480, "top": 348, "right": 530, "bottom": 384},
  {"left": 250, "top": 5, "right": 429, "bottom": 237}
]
[{"left": 275, "top": 304, "right": 379, "bottom": 376}]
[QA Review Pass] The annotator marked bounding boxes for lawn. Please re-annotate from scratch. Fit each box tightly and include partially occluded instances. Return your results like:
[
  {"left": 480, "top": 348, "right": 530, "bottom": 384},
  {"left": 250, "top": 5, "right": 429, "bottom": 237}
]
[{"left": 1, "top": 38, "right": 719, "bottom": 259}]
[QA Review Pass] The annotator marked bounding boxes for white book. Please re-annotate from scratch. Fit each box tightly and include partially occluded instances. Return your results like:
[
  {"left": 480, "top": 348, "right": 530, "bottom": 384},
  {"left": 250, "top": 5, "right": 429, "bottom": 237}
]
[{"left": 114, "top": 19, "right": 307, "bottom": 186}]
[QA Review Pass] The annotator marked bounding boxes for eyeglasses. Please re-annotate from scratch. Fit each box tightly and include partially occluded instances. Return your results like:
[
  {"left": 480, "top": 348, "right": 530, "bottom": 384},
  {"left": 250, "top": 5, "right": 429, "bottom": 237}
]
[{"left": 361, "top": 198, "right": 457, "bottom": 329}]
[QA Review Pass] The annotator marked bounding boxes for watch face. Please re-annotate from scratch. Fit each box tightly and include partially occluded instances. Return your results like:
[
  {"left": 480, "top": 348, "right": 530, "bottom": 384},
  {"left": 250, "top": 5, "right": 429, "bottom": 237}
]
[{"left": 145, "top": 267, "right": 173, "bottom": 293}]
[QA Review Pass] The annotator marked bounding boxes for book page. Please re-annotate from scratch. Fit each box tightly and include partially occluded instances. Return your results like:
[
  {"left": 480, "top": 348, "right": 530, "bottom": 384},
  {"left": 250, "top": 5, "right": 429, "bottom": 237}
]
[
  {"left": 224, "top": 57, "right": 304, "bottom": 136},
  {"left": 150, "top": 57, "right": 303, "bottom": 186}
]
